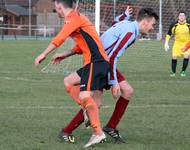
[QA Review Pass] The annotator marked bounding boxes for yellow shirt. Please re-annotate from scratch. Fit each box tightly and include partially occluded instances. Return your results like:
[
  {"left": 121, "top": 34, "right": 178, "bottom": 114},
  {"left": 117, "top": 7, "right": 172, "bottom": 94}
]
[{"left": 166, "top": 21, "right": 190, "bottom": 43}]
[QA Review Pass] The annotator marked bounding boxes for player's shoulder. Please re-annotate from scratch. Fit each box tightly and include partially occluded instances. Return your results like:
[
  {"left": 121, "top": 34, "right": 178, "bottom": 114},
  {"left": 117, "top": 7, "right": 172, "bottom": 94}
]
[
  {"left": 171, "top": 21, "right": 178, "bottom": 26},
  {"left": 116, "top": 21, "right": 138, "bottom": 36},
  {"left": 186, "top": 20, "right": 190, "bottom": 25},
  {"left": 116, "top": 20, "right": 135, "bottom": 28},
  {"left": 66, "top": 11, "right": 80, "bottom": 19},
  {"left": 66, "top": 11, "right": 91, "bottom": 25},
  {"left": 123, "top": 20, "right": 138, "bottom": 30}
]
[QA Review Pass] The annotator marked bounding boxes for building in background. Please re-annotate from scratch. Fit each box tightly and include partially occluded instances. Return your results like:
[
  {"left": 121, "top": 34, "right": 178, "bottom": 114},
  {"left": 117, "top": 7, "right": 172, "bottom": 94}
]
[{"left": 0, "top": 0, "right": 60, "bottom": 37}]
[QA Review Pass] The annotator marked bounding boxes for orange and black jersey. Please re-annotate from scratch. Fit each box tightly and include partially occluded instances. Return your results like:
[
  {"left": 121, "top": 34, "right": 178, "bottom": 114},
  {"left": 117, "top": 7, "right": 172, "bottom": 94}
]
[{"left": 51, "top": 10, "right": 109, "bottom": 65}]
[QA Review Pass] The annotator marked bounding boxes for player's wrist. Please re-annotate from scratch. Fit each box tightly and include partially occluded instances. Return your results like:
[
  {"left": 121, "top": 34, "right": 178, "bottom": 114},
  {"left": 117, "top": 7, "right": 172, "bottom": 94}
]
[
  {"left": 41, "top": 52, "right": 47, "bottom": 58},
  {"left": 164, "top": 40, "right": 169, "bottom": 45},
  {"left": 108, "top": 80, "right": 118, "bottom": 85}
]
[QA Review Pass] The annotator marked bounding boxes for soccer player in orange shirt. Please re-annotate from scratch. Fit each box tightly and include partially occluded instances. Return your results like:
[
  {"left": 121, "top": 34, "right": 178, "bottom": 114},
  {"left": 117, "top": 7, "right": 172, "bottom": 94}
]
[{"left": 34, "top": 0, "right": 109, "bottom": 147}]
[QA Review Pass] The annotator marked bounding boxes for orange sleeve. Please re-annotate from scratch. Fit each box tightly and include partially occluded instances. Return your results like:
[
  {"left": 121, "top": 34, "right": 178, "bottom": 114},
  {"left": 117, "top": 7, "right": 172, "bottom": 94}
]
[
  {"left": 51, "top": 14, "right": 81, "bottom": 47},
  {"left": 185, "top": 41, "right": 190, "bottom": 49},
  {"left": 72, "top": 44, "right": 83, "bottom": 54}
]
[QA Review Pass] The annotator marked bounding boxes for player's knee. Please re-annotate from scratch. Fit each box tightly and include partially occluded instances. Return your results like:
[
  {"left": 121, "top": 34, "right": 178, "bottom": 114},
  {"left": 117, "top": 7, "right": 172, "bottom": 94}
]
[
  {"left": 122, "top": 85, "right": 134, "bottom": 99},
  {"left": 63, "top": 77, "right": 68, "bottom": 87},
  {"left": 128, "top": 86, "right": 134, "bottom": 96},
  {"left": 79, "top": 92, "right": 91, "bottom": 101},
  {"left": 92, "top": 97, "right": 102, "bottom": 108},
  {"left": 172, "top": 56, "right": 177, "bottom": 59},
  {"left": 79, "top": 92, "right": 94, "bottom": 108},
  {"left": 95, "top": 100, "right": 102, "bottom": 108},
  {"left": 93, "top": 91, "right": 103, "bottom": 108},
  {"left": 64, "top": 77, "right": 71, "bottom": 92},
  {"left": 184, "top": 54, "right": 189, "bottom": 58},
  {"left": 81, "top": 97, "right": 94, "bottom": 109}
]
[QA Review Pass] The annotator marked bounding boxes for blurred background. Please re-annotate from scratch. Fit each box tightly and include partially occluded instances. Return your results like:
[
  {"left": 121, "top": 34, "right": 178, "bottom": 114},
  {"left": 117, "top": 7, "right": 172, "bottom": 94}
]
[{"left": 0, "top": 0, "right": 190, "bottom": 40}]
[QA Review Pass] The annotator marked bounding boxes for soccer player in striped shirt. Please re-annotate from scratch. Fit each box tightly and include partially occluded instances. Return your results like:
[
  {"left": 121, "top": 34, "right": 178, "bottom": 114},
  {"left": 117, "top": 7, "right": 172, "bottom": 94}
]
[
  {"left": 52, "top": 7, "right": 158, "bottom": 143},
  {"left": 99, "top": 8, "right": 158, "bottom": 141}
]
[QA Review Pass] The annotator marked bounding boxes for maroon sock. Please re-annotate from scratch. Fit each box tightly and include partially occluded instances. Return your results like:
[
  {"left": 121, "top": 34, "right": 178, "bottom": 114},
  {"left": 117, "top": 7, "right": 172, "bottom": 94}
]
[
  {"left": 107, "top": 96, "right": 129, "bottom": 129},
  {"left": 63, "top": 109, "right": 84, "bottom": 134}
]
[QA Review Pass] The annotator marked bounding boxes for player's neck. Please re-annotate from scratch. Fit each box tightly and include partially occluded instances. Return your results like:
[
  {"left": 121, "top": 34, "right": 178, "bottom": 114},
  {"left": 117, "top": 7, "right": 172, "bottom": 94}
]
[
  {"left": 178, "top": 20, "right": 186, "bottom": 24},
  {"left": 63, "top": 8, "right": 73, "bottom": 17},
  {"left": 138, "top": 21, "right": 145, "bottom": 33}
]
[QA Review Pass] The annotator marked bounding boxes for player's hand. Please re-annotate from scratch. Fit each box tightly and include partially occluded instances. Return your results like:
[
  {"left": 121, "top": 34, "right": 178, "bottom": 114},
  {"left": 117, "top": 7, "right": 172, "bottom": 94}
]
[
  {"left": 181, "top": 47, "right": 188, "bottom": 52},
  {"left": 34, "top": 53, "right": 46, "bottom": 66},
  {"left": 51, "top": 53, "right": 66, "bottom": 64},
  {"left": 111, "top": 83, "right": 121, "bottom": 100},
  {"left": 164, "top": 41, "right": 169, "bottom": 52},
  {"left": 125, "top": 6, "right": 133, "bottom": 17}
]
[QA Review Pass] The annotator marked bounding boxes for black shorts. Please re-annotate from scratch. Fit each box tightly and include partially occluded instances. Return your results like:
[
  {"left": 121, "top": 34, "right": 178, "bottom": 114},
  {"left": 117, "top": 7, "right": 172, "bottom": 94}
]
[{"left": 77, "top": 61, "right": 110, "bottom": 91}]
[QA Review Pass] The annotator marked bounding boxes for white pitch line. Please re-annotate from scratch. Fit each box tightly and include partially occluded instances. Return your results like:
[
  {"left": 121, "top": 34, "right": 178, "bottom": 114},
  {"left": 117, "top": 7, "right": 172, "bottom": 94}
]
[
  {"left": 0, "top": 76, "right": 36, "bottom": 82},
  {"left": 136, "top": 80, "right": 190, "bottom": 84},
  {"left": 1, "top": 76, "right": 190, "bottom": 84},
  {"left": 3, "top": 104, "right": 190, "bottom": 110}
]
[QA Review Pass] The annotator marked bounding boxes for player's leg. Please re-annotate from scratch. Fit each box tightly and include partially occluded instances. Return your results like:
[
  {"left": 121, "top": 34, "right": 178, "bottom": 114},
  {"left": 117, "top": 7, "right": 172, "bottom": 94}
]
[
  {"left": 81, "top": 62, "right": 109, "bottom": 148},
  {"left": 181, "top": 52, "right": 189, "bottom": 77},
  {"left": 61, "top": 61, "right": 109, "bottom": 147},
  {"left": 84, "top": 90, "right": 103, "bottom": 128},
  {"left": 103, "top": 70, "right": 133, "bottom": 143},
  {"left": 64, "top": 71, "right": 81, "bottom": 104},
  {"left": 171, "top": 44, "right": 178, "bottom": 76},
  {"left": 59, "top": 66, "right": 104, "bottom": 143},
  {"left": 79, "top": 91, "right": 102, "bottom": 134},
  {"left": 80, "top": 91, "right": 106, "bottom": 148},
  {"left": 59, "top": 90, "right": 103, "bottom": 143},
  {"left": 59, "top": 91, "right": 104, "bottom": 145},
  {"left": 171, "top": 57, "right": 177, "bottom": 76},
  {"left": 106, "top": 80, "right": 133, "bottom": 128},
  {"left": 58, "top": 72, "right": 81, "bottom": 143}
]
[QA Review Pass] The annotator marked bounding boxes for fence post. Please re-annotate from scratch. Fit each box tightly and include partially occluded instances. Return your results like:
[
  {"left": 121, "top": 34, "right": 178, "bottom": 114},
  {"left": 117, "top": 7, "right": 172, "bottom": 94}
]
[{"left": 158, "top": 0, "right": 162, "bottom": 40}]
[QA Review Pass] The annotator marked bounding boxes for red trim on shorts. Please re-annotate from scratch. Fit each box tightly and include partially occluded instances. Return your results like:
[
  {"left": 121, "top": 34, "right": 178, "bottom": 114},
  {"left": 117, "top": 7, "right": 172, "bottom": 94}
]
[{"left": 87, "top": 63, "right": 93, "bottom": 91}]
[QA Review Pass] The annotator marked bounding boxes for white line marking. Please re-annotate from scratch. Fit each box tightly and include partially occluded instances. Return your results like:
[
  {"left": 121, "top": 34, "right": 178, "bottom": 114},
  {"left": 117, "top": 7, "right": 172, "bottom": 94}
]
[
  {"left": 3, "top": 104, "right": 190, "bottom": 110},
  {"left": 1, "top": 76, "right": 190, "bottom": 84},
  {"left": 0, "top": 76, "right": 37, "bottom": 82}
]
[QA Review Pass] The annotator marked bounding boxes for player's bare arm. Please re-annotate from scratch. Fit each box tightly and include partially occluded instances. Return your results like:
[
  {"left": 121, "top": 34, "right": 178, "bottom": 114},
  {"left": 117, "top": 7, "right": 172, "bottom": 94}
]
[
  {"left": 51, "top": 50, "right": 76, "bottom": 64},
  {"left": 34, "top": 43, "right": 57, "bottom": 66}
]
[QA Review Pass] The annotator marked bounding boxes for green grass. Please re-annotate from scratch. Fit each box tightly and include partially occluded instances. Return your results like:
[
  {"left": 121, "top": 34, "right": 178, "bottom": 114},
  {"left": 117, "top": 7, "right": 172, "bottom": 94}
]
[{"left": 0, "top": 40, "right": 190, "bottom": 150}]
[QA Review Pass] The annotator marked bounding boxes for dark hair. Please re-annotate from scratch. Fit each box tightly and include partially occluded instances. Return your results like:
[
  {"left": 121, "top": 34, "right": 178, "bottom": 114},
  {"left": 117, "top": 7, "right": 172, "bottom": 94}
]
[
  {"left": 53, "top": 0, "right": 73, "bottom": 8},
  {"left": 178, "top": 10, "right": 186, "bottom": 15},
  {"left": 137, "top": 8, "right": 159, "bottom": 21}
]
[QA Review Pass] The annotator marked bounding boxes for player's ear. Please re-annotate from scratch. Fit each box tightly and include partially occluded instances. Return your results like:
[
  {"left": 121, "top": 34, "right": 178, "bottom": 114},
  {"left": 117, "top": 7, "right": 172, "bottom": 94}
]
[{"left": 55, "top": 1, "right": 61, "bottom": 9}]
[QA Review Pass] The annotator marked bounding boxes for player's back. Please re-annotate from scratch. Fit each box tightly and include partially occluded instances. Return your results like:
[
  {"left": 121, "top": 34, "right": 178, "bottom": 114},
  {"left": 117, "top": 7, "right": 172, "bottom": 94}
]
[
  {"left": 100, "top": 20, "right": 139, "bottom": 57},
  {"left": 52, "top": 11, "right": 108, "bottom": 65},
  {"left": 69, "top": 12, "right": 109, "bottom": 64}
]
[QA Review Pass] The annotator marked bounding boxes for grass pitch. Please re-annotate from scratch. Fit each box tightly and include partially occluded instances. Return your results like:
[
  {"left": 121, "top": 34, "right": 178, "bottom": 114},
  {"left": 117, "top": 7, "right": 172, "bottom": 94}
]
[{"left": 0, "top": 40, "right": 190, "bottom": 150}]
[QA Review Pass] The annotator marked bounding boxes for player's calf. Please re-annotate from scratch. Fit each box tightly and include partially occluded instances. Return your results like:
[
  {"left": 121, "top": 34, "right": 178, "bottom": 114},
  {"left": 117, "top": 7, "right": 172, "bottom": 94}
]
[{"left": 64, "top": 73, "right": 81, "bottom": 105}]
